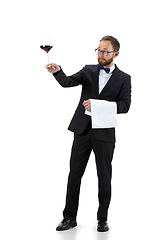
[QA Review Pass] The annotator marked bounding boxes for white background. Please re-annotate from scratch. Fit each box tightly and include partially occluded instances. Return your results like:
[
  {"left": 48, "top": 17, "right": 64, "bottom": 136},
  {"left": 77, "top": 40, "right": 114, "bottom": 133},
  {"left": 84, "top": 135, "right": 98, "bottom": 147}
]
[{"left": 0, "top": 0, "right": 160, "bottom": 239}]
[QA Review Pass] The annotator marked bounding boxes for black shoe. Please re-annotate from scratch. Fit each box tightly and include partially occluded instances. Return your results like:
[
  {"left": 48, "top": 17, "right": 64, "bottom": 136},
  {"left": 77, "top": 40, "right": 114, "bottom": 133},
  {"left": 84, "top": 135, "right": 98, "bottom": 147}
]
[
  {"left": 97, "top": 220, "right": 109, "bottom": 232},
  {"left": 56, "top": 219, "right": 77, "bottom": 231}
]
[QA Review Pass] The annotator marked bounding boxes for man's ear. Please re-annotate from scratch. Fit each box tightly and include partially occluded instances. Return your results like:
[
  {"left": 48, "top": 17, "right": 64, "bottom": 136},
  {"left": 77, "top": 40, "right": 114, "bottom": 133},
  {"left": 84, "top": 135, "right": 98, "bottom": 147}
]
[{"left": 114, "top": 51, "right": 119, "bottom": 58}]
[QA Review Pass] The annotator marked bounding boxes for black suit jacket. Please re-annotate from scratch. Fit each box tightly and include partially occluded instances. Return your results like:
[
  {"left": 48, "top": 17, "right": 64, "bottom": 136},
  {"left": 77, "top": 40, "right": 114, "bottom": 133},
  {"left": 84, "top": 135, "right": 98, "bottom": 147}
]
[{"left": 53, "top": 64, "right": 131, "bottom": 142}]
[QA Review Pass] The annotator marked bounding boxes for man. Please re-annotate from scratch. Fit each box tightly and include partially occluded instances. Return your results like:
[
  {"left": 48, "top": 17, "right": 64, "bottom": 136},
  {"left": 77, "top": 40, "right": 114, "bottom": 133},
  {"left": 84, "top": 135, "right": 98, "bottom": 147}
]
[{"left": 46, "top": 36, "right": 131, "bottom": 232}]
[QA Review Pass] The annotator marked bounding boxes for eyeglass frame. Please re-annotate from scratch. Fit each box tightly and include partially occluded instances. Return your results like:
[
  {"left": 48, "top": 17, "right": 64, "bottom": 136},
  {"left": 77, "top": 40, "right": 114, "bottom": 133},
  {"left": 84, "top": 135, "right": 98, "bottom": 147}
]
[{"left": 95, "top": 48, "right": 116, "bottom": 56}]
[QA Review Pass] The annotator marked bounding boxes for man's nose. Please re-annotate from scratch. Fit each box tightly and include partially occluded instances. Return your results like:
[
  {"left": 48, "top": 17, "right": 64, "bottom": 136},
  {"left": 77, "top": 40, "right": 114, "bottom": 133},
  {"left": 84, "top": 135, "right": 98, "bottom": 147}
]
[{"left": 99, "top": 50, "right": 104, "bottom": 56}]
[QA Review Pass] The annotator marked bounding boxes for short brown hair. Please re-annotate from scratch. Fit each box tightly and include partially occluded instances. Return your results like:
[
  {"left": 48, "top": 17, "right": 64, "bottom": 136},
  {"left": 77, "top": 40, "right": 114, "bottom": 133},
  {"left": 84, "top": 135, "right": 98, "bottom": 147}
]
[{"left": 100, "top": 36, "right": 120, "bottom": 51}]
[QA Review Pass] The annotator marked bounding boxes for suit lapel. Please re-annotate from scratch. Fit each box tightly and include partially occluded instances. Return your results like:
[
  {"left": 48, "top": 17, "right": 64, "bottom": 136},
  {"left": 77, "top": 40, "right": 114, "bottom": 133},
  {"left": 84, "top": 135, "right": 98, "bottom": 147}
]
[
  {"left": 98, "top": 65, "right": 120, "bottom": 98},
  {"left": 91, "top": 65, "right": 99, "bottom": 96}
]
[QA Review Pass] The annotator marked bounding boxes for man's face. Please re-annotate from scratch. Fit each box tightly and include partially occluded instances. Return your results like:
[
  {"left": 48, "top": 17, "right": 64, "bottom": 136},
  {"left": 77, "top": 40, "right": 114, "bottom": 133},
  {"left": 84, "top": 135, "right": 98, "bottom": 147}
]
[{"left": 97, "top": 40, "right": 118, "bottom": 67}]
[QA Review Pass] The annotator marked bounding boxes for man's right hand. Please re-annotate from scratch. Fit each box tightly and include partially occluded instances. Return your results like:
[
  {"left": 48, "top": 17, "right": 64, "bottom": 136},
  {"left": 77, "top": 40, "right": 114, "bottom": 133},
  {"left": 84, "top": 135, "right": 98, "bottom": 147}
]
[{"left": 46, "top": 63, "right": 61, "bottom": 73}]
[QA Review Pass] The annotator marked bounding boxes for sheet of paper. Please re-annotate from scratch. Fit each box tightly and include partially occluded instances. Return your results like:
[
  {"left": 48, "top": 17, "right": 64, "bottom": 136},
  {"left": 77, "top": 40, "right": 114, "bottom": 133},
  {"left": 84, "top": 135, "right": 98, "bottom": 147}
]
[{"left": 85, "top": 99, "right": 117, "bottom": 128}]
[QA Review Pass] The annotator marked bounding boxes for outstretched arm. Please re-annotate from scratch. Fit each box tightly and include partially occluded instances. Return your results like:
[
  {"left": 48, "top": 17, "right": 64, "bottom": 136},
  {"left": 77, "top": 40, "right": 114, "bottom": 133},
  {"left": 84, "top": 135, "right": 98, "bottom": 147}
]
[{"left": 46, "top": 63, "right": 84, "bottom": 88}]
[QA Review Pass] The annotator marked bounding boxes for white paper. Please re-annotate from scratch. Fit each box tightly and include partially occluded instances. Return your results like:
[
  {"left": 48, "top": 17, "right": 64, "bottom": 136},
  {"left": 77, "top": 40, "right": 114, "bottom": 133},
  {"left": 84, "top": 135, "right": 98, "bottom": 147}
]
[{"left": 85, "top": 99, "right": 117, "bottom": 128}]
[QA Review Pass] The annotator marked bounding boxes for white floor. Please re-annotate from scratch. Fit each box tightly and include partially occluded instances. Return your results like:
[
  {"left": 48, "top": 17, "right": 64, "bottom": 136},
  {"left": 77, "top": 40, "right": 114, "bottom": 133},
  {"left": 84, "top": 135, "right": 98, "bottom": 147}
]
[
  {"left": 53, "top": 203, "right": 160, "bottom": 240},
  {"left": 1, "top": 144, "right": 159, "bottom": 240}
]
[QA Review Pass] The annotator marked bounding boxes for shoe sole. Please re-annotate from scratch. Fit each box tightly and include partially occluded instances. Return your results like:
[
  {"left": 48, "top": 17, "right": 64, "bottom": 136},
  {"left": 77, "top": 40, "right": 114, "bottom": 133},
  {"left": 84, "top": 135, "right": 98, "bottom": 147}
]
[{"left": 97, "top": 227, "right": 109, "bottom": 232}]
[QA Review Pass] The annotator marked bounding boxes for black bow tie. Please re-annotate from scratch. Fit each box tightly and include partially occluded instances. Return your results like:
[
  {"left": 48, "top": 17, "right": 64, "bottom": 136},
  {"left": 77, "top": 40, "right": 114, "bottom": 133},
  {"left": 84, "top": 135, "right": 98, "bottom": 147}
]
[{"left": 98, "top": 64, "right": 110, "bottom": 73}]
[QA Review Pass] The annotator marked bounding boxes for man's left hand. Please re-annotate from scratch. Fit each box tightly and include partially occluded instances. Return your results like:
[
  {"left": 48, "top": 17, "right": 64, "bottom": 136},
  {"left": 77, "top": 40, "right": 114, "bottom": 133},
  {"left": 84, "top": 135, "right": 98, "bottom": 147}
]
[{"left": 83, "top": 100, "right": 91, "bottom": 111}]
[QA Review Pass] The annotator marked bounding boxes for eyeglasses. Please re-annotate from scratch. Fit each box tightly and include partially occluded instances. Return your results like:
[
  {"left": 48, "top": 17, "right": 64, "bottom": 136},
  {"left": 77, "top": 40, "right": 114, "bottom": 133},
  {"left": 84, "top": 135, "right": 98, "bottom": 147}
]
[{"left": 95, "top": 48, "right": 116, "bottom": 56}]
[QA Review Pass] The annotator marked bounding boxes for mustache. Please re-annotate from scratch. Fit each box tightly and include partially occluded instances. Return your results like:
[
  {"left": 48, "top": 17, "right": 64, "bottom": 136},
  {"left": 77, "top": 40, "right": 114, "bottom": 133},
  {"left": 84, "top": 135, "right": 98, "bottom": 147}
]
[{"left": 98, "top": 57, "right": 105, "bottom": 61}]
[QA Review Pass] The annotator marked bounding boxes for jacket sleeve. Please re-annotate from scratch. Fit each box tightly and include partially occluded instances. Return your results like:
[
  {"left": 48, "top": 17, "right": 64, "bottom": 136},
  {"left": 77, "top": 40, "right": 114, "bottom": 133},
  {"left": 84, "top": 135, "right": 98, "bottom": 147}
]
[
  {"left": 53, "top": 66, "right": 84, "bottom": 88},
  {"left": 117, "top": 75, "right": 131, "bottom": 113}
]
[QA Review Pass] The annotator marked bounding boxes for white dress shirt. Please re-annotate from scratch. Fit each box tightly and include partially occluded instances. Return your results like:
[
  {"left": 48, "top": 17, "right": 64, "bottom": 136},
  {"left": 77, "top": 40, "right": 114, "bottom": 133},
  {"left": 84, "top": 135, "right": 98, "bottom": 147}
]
[{"left": 99, "top": 64, "right": 115, "bottom": 93}]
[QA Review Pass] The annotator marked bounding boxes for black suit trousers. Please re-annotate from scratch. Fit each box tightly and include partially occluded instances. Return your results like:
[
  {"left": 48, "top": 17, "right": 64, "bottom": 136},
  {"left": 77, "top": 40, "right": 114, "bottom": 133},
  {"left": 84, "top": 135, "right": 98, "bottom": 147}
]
[{"left": 63, "top": 125, "right": 115, "bottom": 221}]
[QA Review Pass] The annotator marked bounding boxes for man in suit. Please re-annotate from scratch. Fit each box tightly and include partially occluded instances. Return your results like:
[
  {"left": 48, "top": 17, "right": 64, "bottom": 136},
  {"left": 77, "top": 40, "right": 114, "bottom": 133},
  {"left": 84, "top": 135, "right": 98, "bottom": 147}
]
[{"left": 46, "top": 36, "right": 131, "bottom": 232}]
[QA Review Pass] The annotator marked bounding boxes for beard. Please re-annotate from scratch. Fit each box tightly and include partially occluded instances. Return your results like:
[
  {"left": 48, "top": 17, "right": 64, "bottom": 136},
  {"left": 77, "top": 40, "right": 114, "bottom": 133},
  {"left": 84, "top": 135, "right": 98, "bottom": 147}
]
[{"left": 98, "top": 55, "right": 114, "bottom": 67}]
